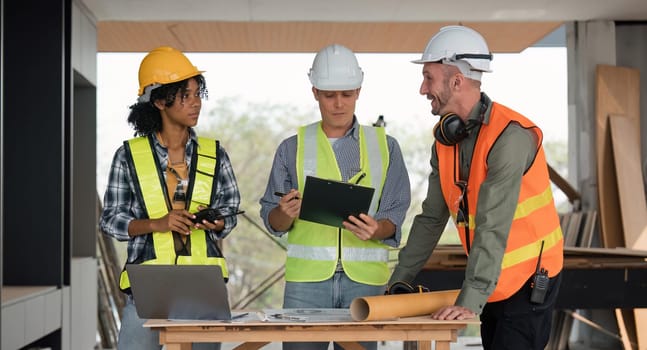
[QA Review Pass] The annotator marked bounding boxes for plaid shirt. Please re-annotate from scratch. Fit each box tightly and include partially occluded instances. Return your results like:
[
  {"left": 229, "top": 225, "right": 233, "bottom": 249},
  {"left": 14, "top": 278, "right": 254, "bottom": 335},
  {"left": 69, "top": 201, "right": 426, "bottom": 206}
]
[{"left": 99, "top": 128, "right": 241, "bottom": 263}]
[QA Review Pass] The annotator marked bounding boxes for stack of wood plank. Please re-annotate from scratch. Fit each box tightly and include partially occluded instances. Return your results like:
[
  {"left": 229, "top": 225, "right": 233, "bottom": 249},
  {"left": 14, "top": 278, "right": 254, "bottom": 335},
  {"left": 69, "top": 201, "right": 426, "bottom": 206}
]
[
  {"left": 560, "top": 210, "right": 599, "bottom": 248},
  {"left": 548, "top": 210, "right": 601, "bottom": 350}
]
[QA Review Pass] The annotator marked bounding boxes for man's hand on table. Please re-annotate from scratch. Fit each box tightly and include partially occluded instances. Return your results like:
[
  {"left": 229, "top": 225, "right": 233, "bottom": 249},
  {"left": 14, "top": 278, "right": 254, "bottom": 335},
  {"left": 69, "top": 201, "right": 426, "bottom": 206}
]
[{"left": 431, "top": 305, "right": 476, "bottom": 320}]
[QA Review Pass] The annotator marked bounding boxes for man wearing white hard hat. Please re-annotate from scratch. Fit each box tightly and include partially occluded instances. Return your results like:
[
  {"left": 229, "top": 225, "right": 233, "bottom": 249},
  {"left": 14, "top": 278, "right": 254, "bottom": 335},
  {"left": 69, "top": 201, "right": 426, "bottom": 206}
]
[
  {"left": 259, "top": 44, "right": 411, "bottom": 350},
  {"left": 388, "top": 25, "right": 564, "bottom": 349}
]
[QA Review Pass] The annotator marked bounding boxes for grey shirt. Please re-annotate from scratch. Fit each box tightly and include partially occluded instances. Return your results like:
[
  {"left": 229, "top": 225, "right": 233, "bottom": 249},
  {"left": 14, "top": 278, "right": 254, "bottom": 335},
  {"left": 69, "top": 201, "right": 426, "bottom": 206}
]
[
  {"left": 389, "top": 93, "right": 538, "bottom": 313},
  {"left": 259, "top": 118, "right": 411, "bottom": 247}
]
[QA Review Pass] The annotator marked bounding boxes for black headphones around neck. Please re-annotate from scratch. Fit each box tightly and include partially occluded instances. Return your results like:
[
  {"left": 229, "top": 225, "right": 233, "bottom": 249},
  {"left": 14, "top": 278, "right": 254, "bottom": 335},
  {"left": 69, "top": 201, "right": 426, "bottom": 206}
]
[{"left": 432, "top": 96, "right": 488, "bottom": 146}]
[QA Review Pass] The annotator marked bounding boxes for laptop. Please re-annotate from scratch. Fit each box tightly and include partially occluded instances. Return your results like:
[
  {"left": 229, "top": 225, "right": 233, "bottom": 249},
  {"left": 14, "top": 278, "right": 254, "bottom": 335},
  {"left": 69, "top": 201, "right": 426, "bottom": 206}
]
[
  {"left": 299, "top": 175, "right": 375, "bottom": 228},
  {"left": 126, "top": 264, "right": 232, "bottom": 320}
]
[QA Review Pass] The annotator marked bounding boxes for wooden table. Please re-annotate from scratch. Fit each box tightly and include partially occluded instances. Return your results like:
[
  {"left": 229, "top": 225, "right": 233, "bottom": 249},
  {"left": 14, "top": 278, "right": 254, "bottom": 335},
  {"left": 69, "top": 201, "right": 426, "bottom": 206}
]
[{"left": 145, "top": 315, "right": 479, "bottom": 350}]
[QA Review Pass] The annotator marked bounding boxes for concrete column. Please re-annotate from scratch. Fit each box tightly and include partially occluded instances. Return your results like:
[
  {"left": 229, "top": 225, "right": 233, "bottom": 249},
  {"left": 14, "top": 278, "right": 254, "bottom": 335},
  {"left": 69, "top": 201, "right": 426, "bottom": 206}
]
[
  {"left": 566, "top": 20, "right": 616, "bottom": 212},
  {"left": 566, "top": 20, "right": 622, "bottom": 350}
]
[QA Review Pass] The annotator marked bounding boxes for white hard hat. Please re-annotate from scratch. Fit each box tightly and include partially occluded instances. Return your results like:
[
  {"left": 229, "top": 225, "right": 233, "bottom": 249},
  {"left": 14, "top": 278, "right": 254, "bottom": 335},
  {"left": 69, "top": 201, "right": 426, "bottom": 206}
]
[
  {"left": 413, "top": 25, "right": 493, "bottom": 81},
  {"left": 308, "top": 44, "right": 363, "bottom": 90}
]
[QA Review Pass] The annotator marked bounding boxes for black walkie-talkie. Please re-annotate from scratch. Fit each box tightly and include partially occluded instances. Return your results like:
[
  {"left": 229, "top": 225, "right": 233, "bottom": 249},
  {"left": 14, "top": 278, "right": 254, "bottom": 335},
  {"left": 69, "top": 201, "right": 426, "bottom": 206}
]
[{"left": 530, "top": 240, "right": 549, "bottom": 304}]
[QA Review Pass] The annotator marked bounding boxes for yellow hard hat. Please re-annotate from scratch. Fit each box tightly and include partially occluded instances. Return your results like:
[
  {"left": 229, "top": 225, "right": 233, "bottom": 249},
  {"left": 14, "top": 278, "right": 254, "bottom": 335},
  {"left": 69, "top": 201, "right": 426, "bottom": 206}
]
[{"left": 137, "top": 46, "right": 204, "bottom": 96}]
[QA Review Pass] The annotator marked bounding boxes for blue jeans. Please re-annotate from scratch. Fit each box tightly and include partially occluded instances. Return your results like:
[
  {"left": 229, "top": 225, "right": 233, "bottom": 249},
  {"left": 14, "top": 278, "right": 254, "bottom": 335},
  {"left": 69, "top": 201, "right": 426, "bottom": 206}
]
[
  {"left": 282, "top": 271, "right": 385, "bottom": 350},
  {"left": 117, "top": 295, "right": 221, "bottom": 350}
]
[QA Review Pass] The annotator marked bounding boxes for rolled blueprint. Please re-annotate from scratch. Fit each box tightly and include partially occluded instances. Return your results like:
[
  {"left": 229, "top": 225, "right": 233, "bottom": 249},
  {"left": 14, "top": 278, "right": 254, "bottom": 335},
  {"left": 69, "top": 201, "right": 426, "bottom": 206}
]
[{"left": 350, "top": 289, "right": 460, "bottom": 321}]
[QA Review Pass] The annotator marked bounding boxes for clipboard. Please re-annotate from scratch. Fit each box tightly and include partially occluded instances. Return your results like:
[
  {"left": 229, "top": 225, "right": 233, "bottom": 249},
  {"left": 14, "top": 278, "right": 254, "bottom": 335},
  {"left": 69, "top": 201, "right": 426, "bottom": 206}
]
[{"left": 298, "top": 175, "right": 375, "bottom": 228}]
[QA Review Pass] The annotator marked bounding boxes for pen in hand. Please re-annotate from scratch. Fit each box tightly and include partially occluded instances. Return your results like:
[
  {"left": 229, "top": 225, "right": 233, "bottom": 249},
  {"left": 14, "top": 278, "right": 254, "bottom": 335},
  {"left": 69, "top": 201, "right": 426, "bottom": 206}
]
[{"left": 274, "top": 191, "right": 300, "bottom": 200}]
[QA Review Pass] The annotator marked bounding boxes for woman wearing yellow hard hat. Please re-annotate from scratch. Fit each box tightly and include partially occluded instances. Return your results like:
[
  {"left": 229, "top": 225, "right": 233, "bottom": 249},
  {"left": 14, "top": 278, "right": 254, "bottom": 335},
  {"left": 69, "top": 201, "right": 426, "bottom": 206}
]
[{"left": 100, "top": 46, "right": 241, "bottom": 350}]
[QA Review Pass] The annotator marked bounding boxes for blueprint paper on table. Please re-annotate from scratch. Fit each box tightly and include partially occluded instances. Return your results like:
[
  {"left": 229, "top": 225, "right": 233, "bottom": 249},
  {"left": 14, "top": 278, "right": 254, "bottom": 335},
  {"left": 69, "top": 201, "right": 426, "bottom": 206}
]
[{"left": 259, "top": 308, "right": 353, "bottom": 323}]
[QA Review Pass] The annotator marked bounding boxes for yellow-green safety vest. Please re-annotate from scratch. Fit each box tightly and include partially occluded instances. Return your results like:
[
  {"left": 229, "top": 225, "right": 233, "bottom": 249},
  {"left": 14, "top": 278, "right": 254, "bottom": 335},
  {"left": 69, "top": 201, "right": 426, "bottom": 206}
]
[
  {"left": 119, "top": 135, "right": 228, "bottom": 291},
  {"left": 287, "top": 122, "right": 390, "bottom": 285}
]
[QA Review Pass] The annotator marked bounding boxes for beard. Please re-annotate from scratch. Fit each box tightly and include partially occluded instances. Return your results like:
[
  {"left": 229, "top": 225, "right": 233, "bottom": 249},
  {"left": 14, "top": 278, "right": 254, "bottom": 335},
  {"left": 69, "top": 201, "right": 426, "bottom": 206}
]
[{"left": 431, "top": 83, "right": 454, "bottom": 116}]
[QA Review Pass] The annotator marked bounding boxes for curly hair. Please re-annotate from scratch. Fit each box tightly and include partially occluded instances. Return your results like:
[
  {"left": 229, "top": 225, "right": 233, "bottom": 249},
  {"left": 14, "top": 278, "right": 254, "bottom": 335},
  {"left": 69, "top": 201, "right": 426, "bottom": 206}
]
[{"left": 127, "top": 75, "right": 208, "bottom": 136}]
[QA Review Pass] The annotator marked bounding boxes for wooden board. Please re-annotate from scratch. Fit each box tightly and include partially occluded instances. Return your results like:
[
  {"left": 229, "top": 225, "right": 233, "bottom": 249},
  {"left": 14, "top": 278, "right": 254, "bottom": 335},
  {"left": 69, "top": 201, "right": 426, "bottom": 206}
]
[
  {"left": 595, "top": 65, "right": 640, "bottom": 248},
  {"left": 608, "top": 115, "right": 647, "bottom": 250},
  {"left": 600, "top": 77, "right": 646, "bottom": 350},
  {"left": 615, "top": 309, "right": 637, "bottom": 350}
]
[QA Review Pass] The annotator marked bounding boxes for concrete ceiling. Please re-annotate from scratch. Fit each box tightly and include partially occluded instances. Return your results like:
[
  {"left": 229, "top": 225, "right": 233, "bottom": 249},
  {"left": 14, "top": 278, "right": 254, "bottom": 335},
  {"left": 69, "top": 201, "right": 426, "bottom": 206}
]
[{"left": 80, "top": 0, "right": 647, "bottom": 53}]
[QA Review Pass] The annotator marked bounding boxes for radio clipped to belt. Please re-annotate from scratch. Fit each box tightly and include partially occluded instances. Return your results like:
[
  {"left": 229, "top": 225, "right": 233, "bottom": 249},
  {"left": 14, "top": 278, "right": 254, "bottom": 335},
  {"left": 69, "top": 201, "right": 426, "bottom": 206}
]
[{"left": 530, "top": 240, "right": 549, "bottom": 304}]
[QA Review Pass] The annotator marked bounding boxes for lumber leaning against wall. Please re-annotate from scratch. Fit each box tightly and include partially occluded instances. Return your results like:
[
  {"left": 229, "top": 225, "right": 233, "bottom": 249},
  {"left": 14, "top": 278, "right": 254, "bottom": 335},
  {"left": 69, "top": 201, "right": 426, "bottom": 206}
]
[
  {"left": 595, "top": 64, "right": 644, "bottom": 350},
  {"left": 595, "top": 64, "right": 640, "bottom": 248}
]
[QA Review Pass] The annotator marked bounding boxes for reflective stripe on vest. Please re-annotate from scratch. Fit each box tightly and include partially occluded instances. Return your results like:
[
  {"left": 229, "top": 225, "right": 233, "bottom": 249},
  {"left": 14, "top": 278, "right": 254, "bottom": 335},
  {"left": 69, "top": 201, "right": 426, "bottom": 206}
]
[
  {"left": 287, "top": 122, "right": 390, "bottom": 285},
  {"left": 437, "top": 102, "right": 563, "bottom": 302},
  {"left": 119, "top": 136, "right": 228, "bottom": 291}
]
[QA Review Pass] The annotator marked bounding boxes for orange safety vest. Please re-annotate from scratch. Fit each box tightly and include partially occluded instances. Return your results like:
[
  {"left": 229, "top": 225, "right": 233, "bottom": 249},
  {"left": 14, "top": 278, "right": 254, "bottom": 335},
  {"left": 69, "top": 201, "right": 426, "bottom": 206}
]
[{"left": 436, "top": 102, "right": 563, "bottom": 302}]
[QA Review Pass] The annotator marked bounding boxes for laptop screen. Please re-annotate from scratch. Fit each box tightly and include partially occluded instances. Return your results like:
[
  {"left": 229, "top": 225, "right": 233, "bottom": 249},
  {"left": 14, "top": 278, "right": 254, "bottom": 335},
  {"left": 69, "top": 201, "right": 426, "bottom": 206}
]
[{"left": 126, "top": 264, "right": 232, "bottom": 320}]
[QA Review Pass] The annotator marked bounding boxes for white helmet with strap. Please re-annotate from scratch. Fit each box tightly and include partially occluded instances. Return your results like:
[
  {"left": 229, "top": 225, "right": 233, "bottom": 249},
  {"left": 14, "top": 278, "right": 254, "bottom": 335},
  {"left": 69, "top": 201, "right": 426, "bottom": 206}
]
[
  {"left": 308, "top": 44, "right": 363, "bottom": 91},
  {"left": 412, "top": 25, "right": 493, "bottom": 81}
]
